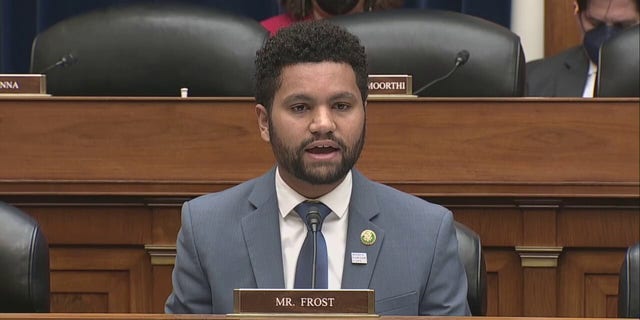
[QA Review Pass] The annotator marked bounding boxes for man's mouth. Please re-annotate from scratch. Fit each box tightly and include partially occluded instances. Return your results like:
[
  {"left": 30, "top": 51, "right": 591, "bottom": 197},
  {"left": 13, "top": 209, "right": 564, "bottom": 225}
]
[{"left": 306, "top": 145, "right": 339, "bottom": 154}]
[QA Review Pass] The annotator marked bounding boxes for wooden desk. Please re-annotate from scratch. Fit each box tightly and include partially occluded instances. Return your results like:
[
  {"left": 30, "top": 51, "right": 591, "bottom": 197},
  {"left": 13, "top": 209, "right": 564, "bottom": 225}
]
[
  {"left": 0, "top": 97, "right": 638, "bottom": 195},
  {"left": 0, "top": 97, "right": 638, "bottom": 317}
]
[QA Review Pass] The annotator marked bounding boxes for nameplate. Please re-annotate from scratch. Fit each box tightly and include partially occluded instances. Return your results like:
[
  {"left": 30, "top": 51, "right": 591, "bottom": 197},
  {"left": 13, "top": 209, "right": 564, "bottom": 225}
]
[
  {"left": 368, "top": 74, "right": 416, "bottom": 98},
  {"left": 0, "top": 74, "right": 47, "bottom": 95},
  {"left": 232, "top": 289, "right": 376, "bottom": 316}
]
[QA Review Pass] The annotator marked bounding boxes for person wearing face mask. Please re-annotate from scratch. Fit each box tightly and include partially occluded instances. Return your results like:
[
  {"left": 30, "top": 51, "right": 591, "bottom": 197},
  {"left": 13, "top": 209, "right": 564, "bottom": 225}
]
[
  {"left": 261, "top": 0, "right": 404, "bottom": 36},
  {"left": 526, "top": 0, "right": 639, "bottom": 97}
]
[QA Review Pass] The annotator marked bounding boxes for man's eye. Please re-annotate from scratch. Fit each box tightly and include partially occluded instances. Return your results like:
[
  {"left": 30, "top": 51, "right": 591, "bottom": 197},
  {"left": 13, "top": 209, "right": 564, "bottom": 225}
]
[
  {"left": 589, "top": 19, "right": 604, "bottom": 27},
  {"left": 584, "top": 13, "right": 604, "bottom": 27},
  {"left": 334, "top": 103, "right": 350, "bottom": 110},
  {"left": 291, "top": 104, "right": 307, "bottom": 112}
]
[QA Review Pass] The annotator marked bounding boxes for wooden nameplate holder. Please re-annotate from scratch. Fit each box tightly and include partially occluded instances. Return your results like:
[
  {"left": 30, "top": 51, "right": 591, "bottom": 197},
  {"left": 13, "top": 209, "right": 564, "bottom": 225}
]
[
  {"left": 0, "top": 74, "right": 48, "bottom": 96},
  {"left": 367, "top": 74, "right": 416, "bottom": 98},
  {"left": 231, "top": 289, "right": 377, "bottom": 318}
]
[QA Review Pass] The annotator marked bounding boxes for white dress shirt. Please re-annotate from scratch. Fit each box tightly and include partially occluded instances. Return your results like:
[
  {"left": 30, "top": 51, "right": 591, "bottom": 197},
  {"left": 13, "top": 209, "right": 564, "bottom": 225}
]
[
  {"left": 582, "top": 61, "right": 597, "bottom": 98},
  {"left": 275, "top": 167, "right": 351, "bottom": 289}
]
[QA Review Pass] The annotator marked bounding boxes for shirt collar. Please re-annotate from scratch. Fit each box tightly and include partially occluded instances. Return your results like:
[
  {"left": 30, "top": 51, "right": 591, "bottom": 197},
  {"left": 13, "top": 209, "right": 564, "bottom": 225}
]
[
  {"left": 587, "top": 60, "right": 597, "bottom": 76},
  {"left": 275, "top": 167, "right": 352, "bottom": 219}
]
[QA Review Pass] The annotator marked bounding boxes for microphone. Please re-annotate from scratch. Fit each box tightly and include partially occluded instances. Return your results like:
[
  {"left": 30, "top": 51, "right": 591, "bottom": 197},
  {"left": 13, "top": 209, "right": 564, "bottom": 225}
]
[
  {"left": 38, "top": 54, "right": 78, "bottom": 74},
  {"left": 413, "top": 50, "right": 470, "bottom": 96},
  {"left": 306, "top": 207, "right": 322, "bottom": 289}
]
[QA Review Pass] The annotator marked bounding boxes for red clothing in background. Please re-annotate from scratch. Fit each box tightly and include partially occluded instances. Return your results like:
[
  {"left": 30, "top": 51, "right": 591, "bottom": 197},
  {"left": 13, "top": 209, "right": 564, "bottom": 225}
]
[{"left": 261, "top": 13, "right": 313, "bottom": 36}]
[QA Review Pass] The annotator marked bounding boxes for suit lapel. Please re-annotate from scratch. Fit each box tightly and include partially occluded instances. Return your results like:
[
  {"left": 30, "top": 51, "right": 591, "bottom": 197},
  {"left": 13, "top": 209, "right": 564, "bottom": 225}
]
[
  {"left": 558, "top": 47, "right": 590, "bottom": 96},
  {"left": 240, "top": 169, "right": 386, "bottom": 289},
  {"left": 241, "top": 168, "right": 285, "bottom": 288},
  {"left": 341, "top": 170, "right": 385, "bottom": 289}
]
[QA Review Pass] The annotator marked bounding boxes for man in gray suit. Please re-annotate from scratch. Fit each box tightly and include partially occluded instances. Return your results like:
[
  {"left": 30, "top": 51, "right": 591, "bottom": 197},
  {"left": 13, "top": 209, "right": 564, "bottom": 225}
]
[
  {"left": 526, "top": 0, "right": 639, "bottom": 97},
  {"left": 165, "top": 20, "right": 470, "bottom": 315}
]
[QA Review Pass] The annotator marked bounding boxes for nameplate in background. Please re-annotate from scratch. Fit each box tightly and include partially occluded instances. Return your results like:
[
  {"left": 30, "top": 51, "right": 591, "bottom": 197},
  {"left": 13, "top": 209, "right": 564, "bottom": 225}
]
[
  {"left": 368, "top": 74, "right": 415, "bottom": 98},
  {"left": 0, "top": 74, "right": 47, "bottom": 95},
  {"left": 233, "top": 289, "right": 376, "bottom": 316}
]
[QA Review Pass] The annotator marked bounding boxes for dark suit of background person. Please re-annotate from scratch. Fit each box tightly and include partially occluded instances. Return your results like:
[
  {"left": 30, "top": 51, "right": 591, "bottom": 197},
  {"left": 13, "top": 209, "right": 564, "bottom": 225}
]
[
  {"left": 165, "top": 21, "right": 470, "bottom": 316},
  {"left": 526, "top": 0, "right": 640, "bottom": 97}
]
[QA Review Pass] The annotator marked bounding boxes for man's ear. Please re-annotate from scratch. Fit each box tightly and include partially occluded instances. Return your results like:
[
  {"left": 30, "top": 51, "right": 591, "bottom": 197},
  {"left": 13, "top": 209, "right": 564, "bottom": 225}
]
[
  {"left": 573, "top": 1, "right": 580, "bottom": 15},
  {"left": 256, "top": 104, "right": 270, "bottom": 142}
]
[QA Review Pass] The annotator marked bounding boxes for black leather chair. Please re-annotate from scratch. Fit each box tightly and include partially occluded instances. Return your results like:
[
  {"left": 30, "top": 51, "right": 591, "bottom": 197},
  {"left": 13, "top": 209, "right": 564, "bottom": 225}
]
[
  {"left": 454, "top": 221, "right": 487, "bottom": 316},
  {"left": 0, "top": 202, "right": 50, "bottom": 312},
  {"left": 596, "top": 25, "right": 640, "bottom": 97},
  {"left": 618, "top": 242, "right": 640, "bottom": 318},
  {"left": 329, "top": 9, "right": 525, "bottom": 97},
  {"left": 30, "top": 2, "right": 268, "bottom": 97}
]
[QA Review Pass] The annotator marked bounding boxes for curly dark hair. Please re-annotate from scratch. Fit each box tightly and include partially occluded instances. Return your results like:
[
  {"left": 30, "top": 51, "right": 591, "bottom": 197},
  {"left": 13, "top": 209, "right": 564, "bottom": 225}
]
[
  {"left": 255, "top": 20, "right": 368, "bottom": 112},
  {"left": 282, "top": 0, "right": 405, "bottom": 20}
]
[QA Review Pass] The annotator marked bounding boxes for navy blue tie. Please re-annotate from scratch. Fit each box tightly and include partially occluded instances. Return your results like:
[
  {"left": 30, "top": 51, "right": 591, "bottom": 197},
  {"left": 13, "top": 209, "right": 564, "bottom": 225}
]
[{"left": 294, "top": 201, "right": 331, "bottom": 289}]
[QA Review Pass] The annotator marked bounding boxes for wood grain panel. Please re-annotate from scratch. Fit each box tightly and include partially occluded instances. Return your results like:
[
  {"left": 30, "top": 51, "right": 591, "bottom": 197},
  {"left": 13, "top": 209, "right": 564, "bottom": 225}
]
[
  {"left": 558, "top": 250, "right": 626, "bottom": 317},
  {"left": 486, "top": 272, "right": 499, "bottom": 315},
  {"left": 27, "top": 205, "right": 152, "bottom": 244},
  {"left": 558, "top": 208, "right": 640, "bottom": 247},
  {"left": 50, "top": 294, "right": 108, "bottom": 313},
  {"left": 485, "top": 250, "right": 523, "bottom": 316},
  {"left": 584, "top": 275, "right": 619, "bottom": 317},
  {"left": 50, "top": 247, "right": 153, "bottom": 313},
  {"left": 51, "top": 271, "right": 129, "bottom": 313},
  {"left": 0, "top": 97, "right": 638, "bottom": 197},
  {"left": 362, "top": 99, "right": 639, "bottom": 186},
  {"left": 522, "top": 206, "right": 557, "bottom": 246},
  {"left": 449, "top": 206, "right": 522, "bottom": 246},
  {"left": 152, "top": 266, "right": 175, "bottom": 313},
  {"left": 0, "top": 98, "right": 270, "bottom": 182},
  {"left": 544, "top": 0, "right": 582, "bottom": 57},
  {"left": 150, "top": 205, "right": 182, "bottom": 244},
  {"left": 523, "top": 268, "right": 556, "bottom": 316}
]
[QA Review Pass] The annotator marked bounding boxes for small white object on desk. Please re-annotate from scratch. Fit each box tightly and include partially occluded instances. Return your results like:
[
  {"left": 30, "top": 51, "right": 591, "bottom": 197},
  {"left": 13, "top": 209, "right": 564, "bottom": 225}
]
[{"left": 180, "top": 87, "right": 189, "bottom": 98}]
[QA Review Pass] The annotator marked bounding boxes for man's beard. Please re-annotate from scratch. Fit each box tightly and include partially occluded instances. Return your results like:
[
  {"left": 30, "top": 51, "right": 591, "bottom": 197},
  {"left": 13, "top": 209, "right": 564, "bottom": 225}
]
[{"left": 268, "top": 119, "right": 365, "bottom": 185}]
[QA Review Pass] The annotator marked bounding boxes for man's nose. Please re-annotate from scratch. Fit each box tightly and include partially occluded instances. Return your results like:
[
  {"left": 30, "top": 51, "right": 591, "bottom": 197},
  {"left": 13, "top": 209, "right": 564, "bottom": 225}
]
[{"left": 309, "top": 106, "right": 336, "bottom": 134}]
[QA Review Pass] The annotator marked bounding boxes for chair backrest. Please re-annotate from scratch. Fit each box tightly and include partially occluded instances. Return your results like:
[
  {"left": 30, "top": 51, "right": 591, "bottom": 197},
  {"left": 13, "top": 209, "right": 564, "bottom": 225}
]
[
  {"left": 618, "top": 242, "right": 640, "bottom": 318},
  {"left": 329, "top": 9, "right": 525, "bottom": 97},
  {"left": 453, "top": 221, "right": 487, "bottom": 316},
  {"left": 0, "top": 202, "right": 50, "bottom": 312},
  {"left": 596, "top": 25, "right": 640, "bottom": 97},
  {"left": 30, "top": 2, "right": 268, "bottom": 97}
]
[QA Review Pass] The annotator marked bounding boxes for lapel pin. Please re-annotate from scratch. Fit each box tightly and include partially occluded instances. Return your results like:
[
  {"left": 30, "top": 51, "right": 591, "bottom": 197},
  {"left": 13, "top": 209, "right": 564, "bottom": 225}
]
[
  {"left": 360, "top": 229, "right": 376, "bottom": 246},
  {"left": 351, "top": 252, "right": 368, "bottom": 264}
]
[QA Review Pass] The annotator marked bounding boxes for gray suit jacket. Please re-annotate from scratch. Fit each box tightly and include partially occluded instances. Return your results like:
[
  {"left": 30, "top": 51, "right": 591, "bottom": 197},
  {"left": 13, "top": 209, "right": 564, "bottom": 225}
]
[
  {"left": 165, "top": 168, "right": 470, "bottom": 315},
  {"left": 526, "top": 45, "right": 590, "bottom": 97}
]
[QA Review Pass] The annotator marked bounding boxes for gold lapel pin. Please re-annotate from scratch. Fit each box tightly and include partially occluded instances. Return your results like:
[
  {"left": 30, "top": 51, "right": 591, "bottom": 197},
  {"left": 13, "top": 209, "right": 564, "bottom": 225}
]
[{"left": 360, "top": 229, "right": 376, "bottom": 246}]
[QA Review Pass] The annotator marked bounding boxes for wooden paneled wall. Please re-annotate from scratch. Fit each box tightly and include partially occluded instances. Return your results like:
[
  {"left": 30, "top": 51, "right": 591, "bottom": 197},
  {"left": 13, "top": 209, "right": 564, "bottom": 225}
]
[
  {"left": 544, "top": 0, "right": 583, "bottom": 57},
  {"left": 10, "top": 196, "right": 637, "bottom": 316},
  {"left": 1, "top": 97, "right": 638, "bottom": 316}
]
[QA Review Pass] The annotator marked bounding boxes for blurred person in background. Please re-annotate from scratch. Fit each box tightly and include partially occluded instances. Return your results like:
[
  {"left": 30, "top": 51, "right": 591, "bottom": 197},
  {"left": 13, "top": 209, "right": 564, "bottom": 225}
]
[
  {"left": 261, "top": 0, "right": 404, "bottom": 35},
  {"left": 526, "top": 0, "right": 639, "bottom": 97}
]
